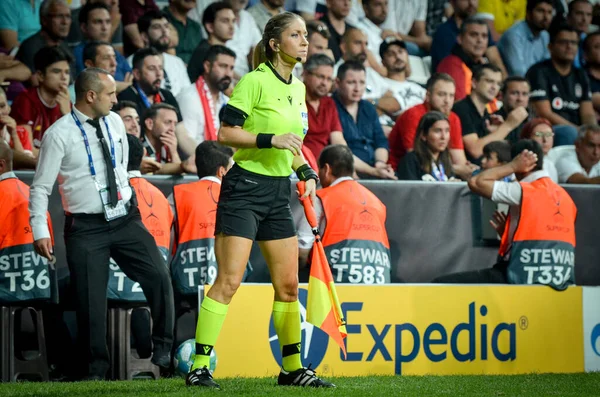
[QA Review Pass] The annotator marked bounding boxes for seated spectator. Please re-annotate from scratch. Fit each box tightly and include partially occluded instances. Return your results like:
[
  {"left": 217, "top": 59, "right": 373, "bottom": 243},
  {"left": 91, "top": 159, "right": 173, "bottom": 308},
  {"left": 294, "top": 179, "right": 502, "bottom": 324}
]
[
  {"left": 397, "top": 111, "right": 456, "bottom": 181},
  {"left": 68, "top": 0, "right": 124, "bottom": 54},
  {"left": 302, "top": 54, "right": 343, "bottom": 159},
  {"left": 0, "top": 0, "right": 42, "bottom": 51},
  {"left": 437, "top": 17, "right": 490, "bottom": 102},
  {"left": 120, "top": 0, "right": 159, "bottom": 56},
  {"left": 434, "top": 140, "right": 576, "bottom": 289},
  {"left": 297, "top": 144, "right": 391, "bottom": 283},
  {"left": 526, "top": 24, "right": 596, "bottom": 146},
  {"left": 319, "top": 0, "right": 355, "bottom": 62},
  {"left": 495, "top": 76, "right": 531, "bottom": 144},
  {"left": 248, "top": 0, "right": 284, "bottom": 34},
  {"left": 497, "top": 0, "right": 552, "bottom": 77},
  {"left": 168, "top": 141, "right": 235, "bottom": 292},
  {"left": 333, "top": 60, "right": 396, "bottom": 180},
  {"left": 176, "top": 45, "right": 235, "bottom": 144},
  {"left": 187, "top": 2, "right": 235, "bottom": 83},
  {"left": 453, "top": 64, "right": 528, "bottom": 165},
  {"left": 333, "top": 28, "right": 386, "bottom": 100},
  {"left": 0, "top": 48, "right": 30, "bottom": 101},
  {"left": 113, "top": 100, "right": 162, "bottom": 174},
  {"left": 567, "top": 0, "right": 593, "bottom": 68},
  {"left": 477, "top": 0, "right": 526, "bottom": 42},
  {"left": 118, "top": 48, "right": 179, "bottom": 120},
  {"left": 83, "top": 41, "right": 132, "bottom": 94},
  {"left": 381, "top": 0, "right": 431, "bottom": 56},
  {"left": 520, "top": 117, "right": 558, "bottom": 181},
  {"left": 481, "top": 141, "right": 512, "bottom": 177},
  {"left": 163, "top": 0, "right": 202, "bottom": 64},
  {"left": 376, "top": 38, "right": 426, "bottom": 123},
  {"left": 0, "top": 87, "right": 36, "bottom": 170},
  {"left": 130, "top": 10, "right": 190, "bottom": 97},
  {"left": 74, "top": 2, "right": 131, "bottom": 82},
  {"left": 427, "top": 0, "right": 452, "bottom": 37},
  {"left": 553, "top": 124, "right": 600, "bottom": 183},
  {"left": 113, "top": 99, "right": 141, "bottom": 137},
  {"left": 224, "top": 0, "right": 262, "bottom": 78},
  {"left": 431, "top": 0, "right": 507, "bottom": 76},
  {"left": 355, "top": 0, "right": 389, "bottom": 67},
  {"left": 0, "top": 88, "right": 31, "bottom": 152},
  {"left": 388, "top": 73, "right": 468, "bottom": 170},
  {"left": 11, "top": 46, "right": 71, "bottom": 153},
  {"left": 141, "top": 103, "right": 189, "bottom": 174},
  {"left": 118, "top": 47, "right": 197, "bottom": 156},
  {"left": 293, "top": 20, "right": 334, "bottom": 79},
  {"left": 16, "top": 0, "right": 73, "bottom": 79},
  {"left": 583, "top": 32, "right": 600, "bottom": 117}
]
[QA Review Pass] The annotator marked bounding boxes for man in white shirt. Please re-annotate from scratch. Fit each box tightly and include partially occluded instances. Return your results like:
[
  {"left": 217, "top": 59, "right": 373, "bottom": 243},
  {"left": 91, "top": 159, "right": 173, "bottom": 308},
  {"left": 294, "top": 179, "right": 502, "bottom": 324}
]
[
  {"left": 333, "top": 28, "right": 387, "bottom": 100},
  {"left": 29, "top": 68, "right": 174, "bottom": 380},
  {"left": 376, "top": 37, "right": 426, "bottom": 122},
  {"left": 382, "top": 0, "right": 431, "bottom": 56},
  {"left": 355, "top": 0, "right": 389, "bottom": 65},
  {"left": 434, "top": 140, "right": 577, "bottom": 289},
  {"left": 553, "top": 124, "right": 600, "bottom": 183},
  {"left": 248, "top": 0, "right": 284, "bottom": 34},
  {"left": 177, "top": 45, "right": 235, "bottom": 145},
  {"left": 129, "top": 10, "right": 191, "bottom": 97},
  {"left": 225, "top": 0, "right": 261, "bottom": 78}
]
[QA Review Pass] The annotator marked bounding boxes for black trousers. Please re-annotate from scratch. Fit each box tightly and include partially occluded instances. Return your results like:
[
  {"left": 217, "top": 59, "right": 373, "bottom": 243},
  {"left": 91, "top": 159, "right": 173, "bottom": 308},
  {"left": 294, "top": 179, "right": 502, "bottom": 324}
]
[
  {"left": 64, "top": 205, "right": 174, "bottom": 378},
  {"left": 432, "top": 262, "right": 509, "bottom": 284}
]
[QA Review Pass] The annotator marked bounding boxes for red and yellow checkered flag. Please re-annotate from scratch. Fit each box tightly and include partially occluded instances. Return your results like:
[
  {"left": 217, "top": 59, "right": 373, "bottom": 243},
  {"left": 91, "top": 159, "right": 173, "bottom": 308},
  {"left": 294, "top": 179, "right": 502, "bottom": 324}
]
[{"left": 297, "top": 181, "right": 347, "bottom": 357}]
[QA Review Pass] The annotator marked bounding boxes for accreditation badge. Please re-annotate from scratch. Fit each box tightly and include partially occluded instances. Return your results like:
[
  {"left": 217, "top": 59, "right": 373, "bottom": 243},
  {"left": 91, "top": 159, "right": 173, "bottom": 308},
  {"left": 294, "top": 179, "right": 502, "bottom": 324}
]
[{"left": 95, "top": 180, "right": 128, "bottom": 221}]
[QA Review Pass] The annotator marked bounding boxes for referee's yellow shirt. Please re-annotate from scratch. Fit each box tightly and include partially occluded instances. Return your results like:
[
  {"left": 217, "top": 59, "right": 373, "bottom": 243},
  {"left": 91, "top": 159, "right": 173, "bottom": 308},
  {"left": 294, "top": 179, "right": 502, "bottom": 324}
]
[{"left": 227, "top": 62, "right": 308, "bottom": 177}]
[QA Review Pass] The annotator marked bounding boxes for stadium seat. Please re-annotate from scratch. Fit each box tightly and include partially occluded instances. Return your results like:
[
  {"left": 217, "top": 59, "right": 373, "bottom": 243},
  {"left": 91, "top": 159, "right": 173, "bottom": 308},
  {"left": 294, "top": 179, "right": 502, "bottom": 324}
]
[
  {"left": 408, "top": 55, "right": 432, "bottom": 86},
  {"left": 0, "top": 306, "right": 49, "bottom": 382},
  {"left": 107, "top": 305, "right": 160, "bottom": 380}
]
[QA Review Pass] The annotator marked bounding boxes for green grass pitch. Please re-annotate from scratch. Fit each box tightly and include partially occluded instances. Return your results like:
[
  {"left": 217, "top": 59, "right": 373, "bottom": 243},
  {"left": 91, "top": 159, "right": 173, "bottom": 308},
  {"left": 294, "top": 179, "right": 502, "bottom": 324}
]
[{"left": 1, "top": 373, "right": 600, "bottom": 396}]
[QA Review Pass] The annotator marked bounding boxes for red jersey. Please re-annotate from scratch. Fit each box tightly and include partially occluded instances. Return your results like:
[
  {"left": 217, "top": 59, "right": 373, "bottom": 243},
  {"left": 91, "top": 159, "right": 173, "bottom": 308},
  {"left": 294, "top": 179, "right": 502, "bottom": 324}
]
[
  {"left": 10, "top": 87, "right": 63, "bottom": 148},
  {"left": 304, "top": 96, "right": 343, "bottom": 158},
  {"left": 388, "top": 103, "right": 464, "bottom": 170}
]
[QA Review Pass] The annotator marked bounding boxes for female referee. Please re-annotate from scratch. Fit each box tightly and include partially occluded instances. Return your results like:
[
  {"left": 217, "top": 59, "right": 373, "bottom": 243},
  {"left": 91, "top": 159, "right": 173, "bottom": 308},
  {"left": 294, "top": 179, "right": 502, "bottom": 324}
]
[{"left": 185, "top": 12, "right": 334, "bottom": 389}]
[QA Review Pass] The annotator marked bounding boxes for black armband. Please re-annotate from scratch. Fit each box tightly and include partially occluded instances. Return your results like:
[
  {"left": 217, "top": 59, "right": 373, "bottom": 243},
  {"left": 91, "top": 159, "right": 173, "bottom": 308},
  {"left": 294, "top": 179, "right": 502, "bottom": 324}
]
[
  {"left": 296, "top": 164, "right": 318, "bottom": 182},
  {"left": 256, "top": 133, "right": 274, "bottom": 148},
  {"left": 221, "top": 104, "right": 248, "bottom": 127}
]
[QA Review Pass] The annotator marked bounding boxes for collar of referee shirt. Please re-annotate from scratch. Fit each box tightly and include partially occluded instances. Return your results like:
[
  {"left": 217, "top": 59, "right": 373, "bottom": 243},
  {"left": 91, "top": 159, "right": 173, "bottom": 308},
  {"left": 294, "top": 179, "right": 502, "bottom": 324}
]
[{"left": 266, "top": 61, "right": 293, "bottom": 85}]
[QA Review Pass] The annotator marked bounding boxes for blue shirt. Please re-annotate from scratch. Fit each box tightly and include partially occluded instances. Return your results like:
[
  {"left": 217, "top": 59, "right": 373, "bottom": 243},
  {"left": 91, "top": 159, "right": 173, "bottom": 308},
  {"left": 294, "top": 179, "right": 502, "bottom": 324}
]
[
  {"left": 574, "top": 32, "right": 586, "bottom": 69},
  {"left": 73, "top": 42, "right": 131, "bottom": 81},
  {"left": 497, "top": 21, "right": 550, "bottom": 77},
  {"left": 430, "top": 16, "right": 496, "bottom": 73},
  {"left": 333, "top": 92, "right": 388, "bottom": 167},
  {"left": 0, "top": 0, "right": 41, "bottom": 44}
]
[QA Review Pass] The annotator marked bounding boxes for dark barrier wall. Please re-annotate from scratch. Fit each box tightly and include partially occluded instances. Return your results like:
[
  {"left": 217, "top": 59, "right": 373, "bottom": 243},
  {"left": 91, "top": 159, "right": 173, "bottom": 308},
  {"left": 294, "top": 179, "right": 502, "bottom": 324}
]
[{"left": 14, "top": 172, "right": 600, "bottom": 286}]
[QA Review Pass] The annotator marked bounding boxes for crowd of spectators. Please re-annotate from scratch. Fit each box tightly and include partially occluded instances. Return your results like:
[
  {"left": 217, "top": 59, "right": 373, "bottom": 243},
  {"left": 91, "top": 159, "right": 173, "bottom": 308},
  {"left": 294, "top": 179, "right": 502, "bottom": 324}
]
[{"left": 1, "top": 0, "right": 600, "bottom": 185}]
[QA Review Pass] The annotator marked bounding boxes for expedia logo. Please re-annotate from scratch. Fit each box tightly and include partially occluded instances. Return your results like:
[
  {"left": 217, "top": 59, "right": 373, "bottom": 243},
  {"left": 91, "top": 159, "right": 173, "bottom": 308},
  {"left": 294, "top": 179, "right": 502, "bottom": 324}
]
[
  {"left": 268, "top": 288, "right": 329, "bottom": 368},
  {"left": 591, "top": 323, "right": 600, "bottom": 357}
]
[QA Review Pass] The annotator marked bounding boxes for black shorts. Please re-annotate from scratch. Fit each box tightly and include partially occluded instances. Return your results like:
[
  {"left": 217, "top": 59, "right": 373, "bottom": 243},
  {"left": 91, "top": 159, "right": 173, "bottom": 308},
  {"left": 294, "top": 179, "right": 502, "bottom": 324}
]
[{"left": 215, "top": 164, "right": 296, "bottom": 241}]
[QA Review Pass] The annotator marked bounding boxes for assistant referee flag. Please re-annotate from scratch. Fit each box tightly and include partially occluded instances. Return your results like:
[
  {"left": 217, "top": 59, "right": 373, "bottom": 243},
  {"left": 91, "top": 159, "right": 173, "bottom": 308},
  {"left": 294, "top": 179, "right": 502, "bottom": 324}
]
[{"left": 297, "top": 181, "right": 347, "bottom": 357}]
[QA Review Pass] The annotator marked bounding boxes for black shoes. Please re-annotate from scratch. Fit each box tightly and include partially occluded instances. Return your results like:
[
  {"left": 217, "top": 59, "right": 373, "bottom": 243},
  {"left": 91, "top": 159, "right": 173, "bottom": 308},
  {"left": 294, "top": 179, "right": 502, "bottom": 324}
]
[
  {"left": 277, "top": 366, "right": 335, "bottom": 388},
  {"left": 186, "top": 366, "right": 220, "bottom": 389}
]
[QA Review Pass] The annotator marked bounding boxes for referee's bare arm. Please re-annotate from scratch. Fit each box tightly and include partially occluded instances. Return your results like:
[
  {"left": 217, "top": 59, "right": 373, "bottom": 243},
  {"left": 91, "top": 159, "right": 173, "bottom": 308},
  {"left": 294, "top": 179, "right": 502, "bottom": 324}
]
[{"left": 219, "top": 123, "right": 303, "bottom": 156}]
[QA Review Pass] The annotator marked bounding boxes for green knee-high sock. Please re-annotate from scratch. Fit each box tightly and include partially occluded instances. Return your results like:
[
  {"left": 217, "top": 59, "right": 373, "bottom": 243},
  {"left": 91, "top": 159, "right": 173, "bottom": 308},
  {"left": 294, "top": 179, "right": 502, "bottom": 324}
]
[
  {"left": 272, "top": 300, "right": 302, "bottom": 372},
  {"left": 191, "top": 296, "right": 229, "bottom": 371}
]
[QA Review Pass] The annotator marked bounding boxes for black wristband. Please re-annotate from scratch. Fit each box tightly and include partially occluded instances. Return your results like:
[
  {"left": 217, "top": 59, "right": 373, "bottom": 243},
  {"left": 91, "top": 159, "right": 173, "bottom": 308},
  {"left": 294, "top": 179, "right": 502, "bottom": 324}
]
[
  {"left": 256, "top": 133, "right": 274, "bottom": 149},
  {"left": 296, "top": 164, "right": 319, "bottom": 182}
]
